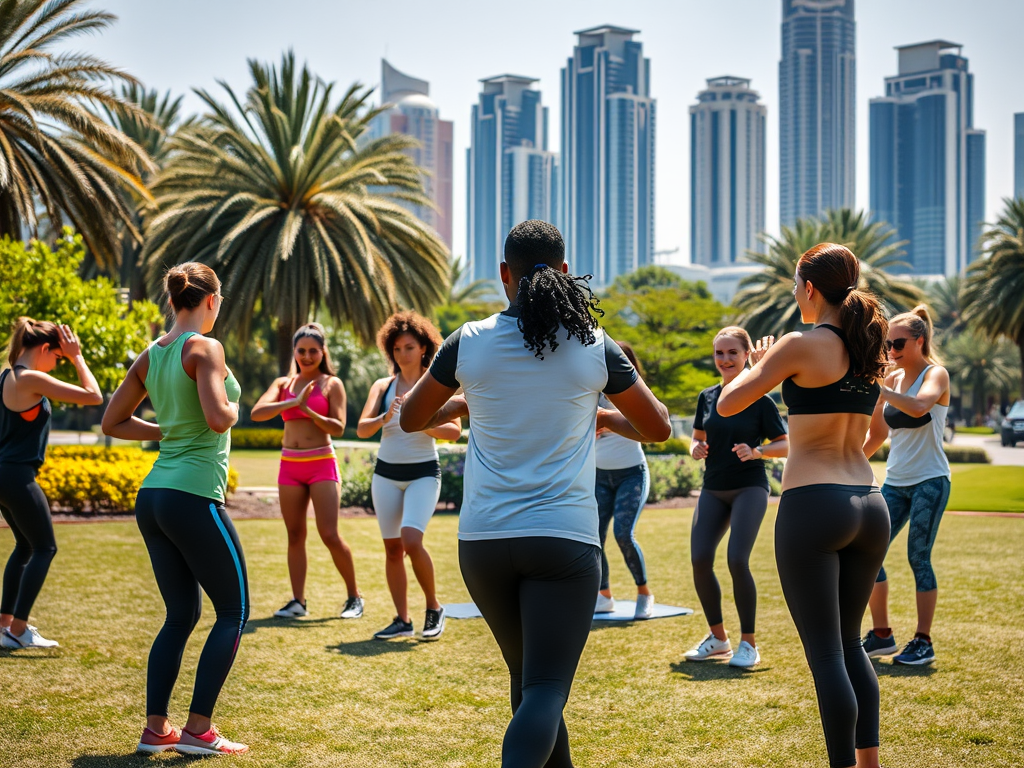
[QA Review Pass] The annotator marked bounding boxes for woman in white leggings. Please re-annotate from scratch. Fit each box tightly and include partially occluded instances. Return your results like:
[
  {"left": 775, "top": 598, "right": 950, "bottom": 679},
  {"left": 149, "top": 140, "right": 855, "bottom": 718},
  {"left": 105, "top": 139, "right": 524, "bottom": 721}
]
[{"left": 357, "top": 312, "right": 461, "bottom": 641}]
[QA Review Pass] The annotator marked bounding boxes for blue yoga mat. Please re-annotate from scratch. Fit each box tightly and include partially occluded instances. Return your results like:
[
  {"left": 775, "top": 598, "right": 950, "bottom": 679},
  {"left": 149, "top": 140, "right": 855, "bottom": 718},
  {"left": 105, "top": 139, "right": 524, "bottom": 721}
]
[{"left": 444, "top": 601, "right": 692, "bottom": 621}]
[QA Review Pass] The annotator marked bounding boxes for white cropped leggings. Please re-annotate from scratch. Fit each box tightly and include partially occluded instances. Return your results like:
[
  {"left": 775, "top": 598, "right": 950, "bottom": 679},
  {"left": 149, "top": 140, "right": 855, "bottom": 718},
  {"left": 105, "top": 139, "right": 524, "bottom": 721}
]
[{"left": 370, "top": 474, "right": 441, "bottom": 539}]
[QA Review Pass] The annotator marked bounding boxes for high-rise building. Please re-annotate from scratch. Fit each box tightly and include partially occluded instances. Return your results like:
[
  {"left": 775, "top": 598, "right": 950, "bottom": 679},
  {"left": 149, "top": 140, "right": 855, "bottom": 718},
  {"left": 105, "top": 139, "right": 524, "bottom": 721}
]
[
  {"left": 467, "top": 75, "right": 559, "bottom": 283},
  {"left": 689, "top": 76, "right": 766, "bottom": 267},
  {"left": 561, "top": 25, "right": 655, "bottom": 285},
  {"left": 1015, "top": 113, "right": 1024, "bottom": 201},
  {"left": 779, "top": 0, "right": 856, "bottom": 227},
  {"left": 869, "top": 41, "right": 986, "bottom": 276},
  {"left": 370, "top": 60, "right": 454, "bottom": 248}
]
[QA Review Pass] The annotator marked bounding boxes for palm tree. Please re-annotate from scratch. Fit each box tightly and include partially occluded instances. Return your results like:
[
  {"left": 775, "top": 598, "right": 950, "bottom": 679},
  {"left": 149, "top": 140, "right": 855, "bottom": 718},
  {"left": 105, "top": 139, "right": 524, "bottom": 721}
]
[
  {"left": 99, "top": 84, "right": 184, "bottom": 296},
  {"left": 941, "top": 332, "right": 1019, "bottom": 424},
  {"left": 926, "top": 275, "right": 966, "bottom": 335},
  {"left": 142, "top": 52, "right": 450, "bottom": 372},
  {"left": 962, "top": 197, "right": 1024, "bottom": 394},
  {"left": 447, "top": 255, "right": 493, "bottom": 304},
  {"left": 732, "top": 209, "right": 923, "bottom": 337},
  {"left": 0, "top": 0, "right": 154, "bottom": 268}
]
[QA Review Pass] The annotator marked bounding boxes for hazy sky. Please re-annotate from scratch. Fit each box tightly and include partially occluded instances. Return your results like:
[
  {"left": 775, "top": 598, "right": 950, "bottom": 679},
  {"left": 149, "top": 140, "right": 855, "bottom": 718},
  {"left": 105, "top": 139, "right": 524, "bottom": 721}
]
[{"left": 87, "top": 0, "right": 1024, "bottom": 265}]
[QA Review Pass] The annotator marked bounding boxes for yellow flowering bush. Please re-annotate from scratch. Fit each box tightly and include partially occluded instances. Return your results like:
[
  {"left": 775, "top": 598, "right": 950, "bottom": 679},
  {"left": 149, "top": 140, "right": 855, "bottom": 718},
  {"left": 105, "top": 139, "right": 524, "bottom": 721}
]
[{"left": 37, "top": 447, "right": 238, "bottom": 514}]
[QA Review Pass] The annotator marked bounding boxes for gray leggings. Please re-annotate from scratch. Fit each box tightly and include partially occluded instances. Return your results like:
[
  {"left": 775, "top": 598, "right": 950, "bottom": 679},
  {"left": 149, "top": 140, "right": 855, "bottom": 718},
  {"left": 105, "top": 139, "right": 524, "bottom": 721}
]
[{"left": 690, "top": 486, "right": 768, "bottom": 634}]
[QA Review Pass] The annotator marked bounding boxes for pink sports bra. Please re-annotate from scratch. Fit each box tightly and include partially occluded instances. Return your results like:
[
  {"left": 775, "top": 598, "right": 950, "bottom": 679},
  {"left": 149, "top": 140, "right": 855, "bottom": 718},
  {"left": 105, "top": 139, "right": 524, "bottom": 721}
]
[{"left": 279, "top": 378, "right": 331, "bottom": 421}]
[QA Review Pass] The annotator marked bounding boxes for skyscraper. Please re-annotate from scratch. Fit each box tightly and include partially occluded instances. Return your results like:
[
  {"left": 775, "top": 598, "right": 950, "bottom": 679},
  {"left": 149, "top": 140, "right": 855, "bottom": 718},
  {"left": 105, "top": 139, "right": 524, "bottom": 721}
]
[
  {"left": 467, "top": 75, "right": 559, "bottom": 283},
  {"left": 869, "top": 41, "right": 986, "bottom": 276},
  {"left": 561, "top": 25, "right": 655, "bottom": 285},
  {"left": 779, "top": 0, "right": 856, "bottom": 227},
  {"left": 1015, "top": 113, "right": 1024, "bottom": 201},
  {"left": 370, "top": 60, "right": 454, "bottom": 248},
  {"left": 689, "top": 76, "right": 766, "bottom": 267}
]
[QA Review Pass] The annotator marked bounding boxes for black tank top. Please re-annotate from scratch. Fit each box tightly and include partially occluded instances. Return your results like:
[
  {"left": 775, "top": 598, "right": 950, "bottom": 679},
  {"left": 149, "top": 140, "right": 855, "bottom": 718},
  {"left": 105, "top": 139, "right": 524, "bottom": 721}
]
[
  {"left": 781, "top": 325, "right": 880, "bottom": 416},
  {"left": 0, "top": 367, "right": 52, "bottom": 468}
]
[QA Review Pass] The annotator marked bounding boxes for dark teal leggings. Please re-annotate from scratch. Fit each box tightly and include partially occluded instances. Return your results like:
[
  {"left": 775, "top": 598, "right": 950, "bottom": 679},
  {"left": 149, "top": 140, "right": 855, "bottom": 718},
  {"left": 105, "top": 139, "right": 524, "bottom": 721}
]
[{"left": 877, "top": 477, "right": 950, "bottom": 592}]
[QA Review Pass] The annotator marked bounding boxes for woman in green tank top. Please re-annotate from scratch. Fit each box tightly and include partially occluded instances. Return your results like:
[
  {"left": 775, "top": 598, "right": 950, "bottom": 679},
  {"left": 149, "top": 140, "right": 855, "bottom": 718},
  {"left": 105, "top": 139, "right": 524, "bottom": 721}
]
[{"left": 103, "top": 263, "right": 250, "bottom": 756}]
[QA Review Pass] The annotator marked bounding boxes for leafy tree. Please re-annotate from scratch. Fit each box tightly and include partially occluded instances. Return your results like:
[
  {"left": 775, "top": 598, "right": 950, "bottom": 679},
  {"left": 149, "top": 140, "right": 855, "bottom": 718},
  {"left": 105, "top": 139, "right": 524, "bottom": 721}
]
[
  {"left": 962, "top": 197, "right": 1024, "bottom": 394},
  {"left": 0, "top": 0, "right": 154, "bottom": 268},
  {"left": 733, "top": 209, "right": 923, "bottom": 337},
  {"left": 940, "top": 332, "right": 1019, "bottom": 424},
  {"left": 926, "top": 275, "right": 966, "bottom": 335},
  {"left": 601, "top": 277, "right": 723, "bottom": 415},
  {"left": 0, "top": 232, "right": 161, "bottom": 394},
  {"left": 142, "top": 52, "right": 450, "bottom": 374}
]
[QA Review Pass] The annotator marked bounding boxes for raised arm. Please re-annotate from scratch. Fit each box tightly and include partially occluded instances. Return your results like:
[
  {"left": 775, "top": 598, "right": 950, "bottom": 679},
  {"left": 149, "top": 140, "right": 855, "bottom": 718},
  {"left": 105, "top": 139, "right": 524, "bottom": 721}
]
[
  {"left": 718, "top": 334, "right": 802, "bottom": 417},
  {"left": 400, "top": 373, "right": 462, "bottom": 433},
  {"left": 193, "top": 338, "right": 238, "bottom": 434},
  {"left": 250, "top": 377, "right": 294, "bottom": 422},
  {"left": 21, "top": 325, "right": 103, "bottom": 406},
  {"left": 603, "top": 378, "right": 672, "bottom": 443},
  {"left": 101, "top": 349, "right": 162, "bottom": 441},
  {"left": 879, "top": 365, "right": 949, "bottom": 419},
  {"left": 863, "top": 371, "right": 896, "bottom": 458},
  {"left": 300, "top": 377, "right": 346, "bottom": 437},
  {"left": 356, "top": 378, "right": 392, "bottom": 438}
]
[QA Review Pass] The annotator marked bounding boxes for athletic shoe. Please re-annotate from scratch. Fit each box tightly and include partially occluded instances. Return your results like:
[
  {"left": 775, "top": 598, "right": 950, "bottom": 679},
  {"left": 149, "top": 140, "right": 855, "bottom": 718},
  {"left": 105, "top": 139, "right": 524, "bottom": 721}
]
[
  {"left": 340, "top": 596, "right": 364, "bottom": 619},
  {"left": 175, "top": 726, "right": 248, "bottom": 756},
  {"left": 421, "top": 606, "right": 446, "bottom": 641},
  {"left": 273, "top": 598, "right": 307, "bottom": 618},
  {"left": 728, "top": 640, "right": 761, "bottom": 668},
  {"left": 595, "top": 593, "right": 615, "bottom": 614},
  {"left": 893, "top": 637, "right": 935, "bottom": 666},
  {"left": 683, "top": 632, "right": 732, "bottom": 661},
  {"left": 137, "top": 727, "right": 181, "bottom": 754},
  {"left": 1, "top": 625, "right": 59, "bottom": 649},
  {"left": 862, "top": 629, "right": 898, "bottom": 657},
  {"left": 373, "top": 617, "right": 414, "bottom": 640},
  {"left": 634, "top": 594, "right": 655, "bottom": 620}
]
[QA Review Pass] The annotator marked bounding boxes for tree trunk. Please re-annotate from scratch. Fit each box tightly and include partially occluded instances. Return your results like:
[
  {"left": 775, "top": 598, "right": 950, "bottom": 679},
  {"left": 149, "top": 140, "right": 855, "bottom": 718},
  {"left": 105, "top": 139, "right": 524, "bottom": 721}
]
[{"left": 277, "top": 320, "right": 298, "bottom": 377}]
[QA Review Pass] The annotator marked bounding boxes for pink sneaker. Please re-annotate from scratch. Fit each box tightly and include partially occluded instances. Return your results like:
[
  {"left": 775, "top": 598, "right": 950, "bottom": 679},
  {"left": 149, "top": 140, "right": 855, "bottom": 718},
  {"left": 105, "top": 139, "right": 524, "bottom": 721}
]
[
  {"left": 137, "top": 726, "right": 180, "bottom": 753},
  {"left": 176, "top": 726, "right": 249, "bottom": 756}
]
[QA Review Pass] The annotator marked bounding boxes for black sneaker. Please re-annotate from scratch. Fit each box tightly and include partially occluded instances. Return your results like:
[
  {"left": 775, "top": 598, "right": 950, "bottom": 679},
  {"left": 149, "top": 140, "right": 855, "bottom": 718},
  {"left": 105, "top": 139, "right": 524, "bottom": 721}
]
[
  {"left": 862, "top": 629, "right": 898, "bottom": 657},
  {"left": 340, "top": 596, "right": 364, "bottom": 619},
  {"left": 373, "top": 616, "right": 414, "bottom": 640},
  {"left": 893, "top": 637, "right": 935, "bottom": 666},
  {"left": 421, "top": 606, "right": 446, "bottom": 641}
]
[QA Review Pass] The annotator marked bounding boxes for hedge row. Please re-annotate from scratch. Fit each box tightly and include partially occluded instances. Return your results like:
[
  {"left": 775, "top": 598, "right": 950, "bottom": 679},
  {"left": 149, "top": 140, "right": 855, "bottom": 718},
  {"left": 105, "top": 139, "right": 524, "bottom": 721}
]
[
  {"left": 231, "top": 427, "right": 379, "bottom": 449},
  {"left": 868, "top": 442, "right": 989, "bottom": 464},
  {"left": 37, "top": 446, "right": 239, "bottom": 514}
]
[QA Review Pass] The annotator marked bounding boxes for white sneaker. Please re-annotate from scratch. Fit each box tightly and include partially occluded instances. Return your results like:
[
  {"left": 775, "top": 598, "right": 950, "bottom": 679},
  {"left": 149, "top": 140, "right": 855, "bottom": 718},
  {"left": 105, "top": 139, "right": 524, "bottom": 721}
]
[
  {"left": 1, "top": 625, "right": 59, "bottom": 649},
  {"left": 683, "top": 632, "right": 732, "bottom": 661},
  {"left": 728, "top": 640, "right": 760, "bottom": 668},
  {"left": 634, "top": 594, "right": 655, "bottom": 620},
  {"left": 273, "top": 598, "right": 308, "bottom": 618},
  {"left": 595, "top": 593, "right": 615, "bottom": 613}
]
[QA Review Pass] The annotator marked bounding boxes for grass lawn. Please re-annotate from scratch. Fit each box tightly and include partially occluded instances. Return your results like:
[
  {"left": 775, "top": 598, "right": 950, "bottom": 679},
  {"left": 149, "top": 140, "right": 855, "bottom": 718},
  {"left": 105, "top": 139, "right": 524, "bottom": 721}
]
[
  {"left": 2, "top": 508, "right": 1023, "bottom": 767},
  {"left": 871, "top": 463, "right": 1024, "bottom": 512}
]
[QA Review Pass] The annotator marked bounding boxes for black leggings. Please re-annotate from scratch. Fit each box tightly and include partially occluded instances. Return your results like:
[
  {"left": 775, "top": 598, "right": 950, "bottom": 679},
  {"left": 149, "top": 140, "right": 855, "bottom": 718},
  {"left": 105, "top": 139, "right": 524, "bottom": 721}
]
[
  {"left": 136, "top": 488, "right": 250, "bottom": 719},
  {"left": 690, "top": 486, "right": 768, "bottom": 634},
  {"left": 460, "top": 537, "right": 600, "bottom": 768},
  {"left": 0, "top": 463, "right": 57, "bottom": 622},
  {"left": 776, "top": 484, "right": 890, "bottom": 768}
]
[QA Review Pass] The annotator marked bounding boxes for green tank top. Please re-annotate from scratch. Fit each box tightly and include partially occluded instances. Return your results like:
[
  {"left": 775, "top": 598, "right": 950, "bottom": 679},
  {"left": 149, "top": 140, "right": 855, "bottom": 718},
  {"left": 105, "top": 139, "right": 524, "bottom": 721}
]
[{"left": 141, "top": 332, "right": 241, "bottom": 501}]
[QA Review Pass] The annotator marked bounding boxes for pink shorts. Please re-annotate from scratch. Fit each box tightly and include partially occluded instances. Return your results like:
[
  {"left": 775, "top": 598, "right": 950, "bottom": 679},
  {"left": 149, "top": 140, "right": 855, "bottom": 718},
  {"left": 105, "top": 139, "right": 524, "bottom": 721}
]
[{"left": 278, "top": 445, "right": 340, "bottom": 487}]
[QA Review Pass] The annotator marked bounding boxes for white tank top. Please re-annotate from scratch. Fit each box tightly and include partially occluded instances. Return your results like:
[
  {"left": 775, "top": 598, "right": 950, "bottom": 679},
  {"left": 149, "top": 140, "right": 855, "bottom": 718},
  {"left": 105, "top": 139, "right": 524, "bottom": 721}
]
[
  {"left": 595, "top": 394, "right": 646, "bottom": 470},
  {"left": 884, "top": 365, "right": 951, "bottom": 486},
  {"left": 376, "top": 378, "right": 438, "bottom": 464}
]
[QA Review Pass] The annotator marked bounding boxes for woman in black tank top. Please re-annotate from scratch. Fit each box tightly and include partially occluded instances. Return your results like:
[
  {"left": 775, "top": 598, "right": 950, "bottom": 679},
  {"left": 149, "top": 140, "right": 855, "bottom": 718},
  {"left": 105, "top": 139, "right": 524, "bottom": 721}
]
[
  {"left": 1, "top": 318, "right": 102, "bottom": 650},
  {"left": 717, "top": 244, "right": 890, "bottom": 768}
]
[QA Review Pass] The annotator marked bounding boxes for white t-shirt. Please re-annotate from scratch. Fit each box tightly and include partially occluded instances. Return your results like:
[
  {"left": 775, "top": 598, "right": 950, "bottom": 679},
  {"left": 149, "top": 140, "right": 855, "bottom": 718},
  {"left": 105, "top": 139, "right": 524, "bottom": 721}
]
[
  {"left": 376, "top": 377, "right": 439, "bottom": 464},
  {"left": 430, "top": 309, "right": 637, "bottom": 546},
  {"left": 595, "top": 394, "right": 646, "bottom": 470}
]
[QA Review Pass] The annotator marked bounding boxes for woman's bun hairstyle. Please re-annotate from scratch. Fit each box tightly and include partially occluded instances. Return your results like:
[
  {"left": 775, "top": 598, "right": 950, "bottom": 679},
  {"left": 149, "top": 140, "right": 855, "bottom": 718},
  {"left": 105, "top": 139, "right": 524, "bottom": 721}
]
[{"left": 164, "top": 262, "right": 220, "bottom": 311}]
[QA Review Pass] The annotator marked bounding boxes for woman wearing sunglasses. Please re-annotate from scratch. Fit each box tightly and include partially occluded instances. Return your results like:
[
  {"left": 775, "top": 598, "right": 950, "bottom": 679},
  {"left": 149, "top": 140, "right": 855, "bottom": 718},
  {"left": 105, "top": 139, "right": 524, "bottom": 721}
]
[{"left": 862, "top": 305, "right": 950, "bottom": 667}]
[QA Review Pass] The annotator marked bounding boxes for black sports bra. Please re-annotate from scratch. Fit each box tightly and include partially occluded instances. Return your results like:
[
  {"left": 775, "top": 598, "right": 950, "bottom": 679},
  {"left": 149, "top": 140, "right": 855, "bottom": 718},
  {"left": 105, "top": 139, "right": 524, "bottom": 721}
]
[{"left": 781, "top": 325, "right": 880, "bottom": 416}]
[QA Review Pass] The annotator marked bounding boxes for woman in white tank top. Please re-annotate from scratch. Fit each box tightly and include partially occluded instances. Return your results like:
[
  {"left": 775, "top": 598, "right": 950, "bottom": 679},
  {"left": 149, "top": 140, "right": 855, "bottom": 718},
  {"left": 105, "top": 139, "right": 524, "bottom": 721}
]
[
  {"left": 863, "top": 305, "right": 951, "bottom": 667},
  {"left": 357, "top": 312, "right": 461, "bottom": 642}
]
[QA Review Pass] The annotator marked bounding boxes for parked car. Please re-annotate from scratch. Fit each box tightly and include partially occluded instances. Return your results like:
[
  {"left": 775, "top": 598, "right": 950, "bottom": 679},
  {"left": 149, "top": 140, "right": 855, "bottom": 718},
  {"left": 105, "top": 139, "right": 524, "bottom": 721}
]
[{"left": 1001, "top": 401, "right": 1024, "bottom": 447}]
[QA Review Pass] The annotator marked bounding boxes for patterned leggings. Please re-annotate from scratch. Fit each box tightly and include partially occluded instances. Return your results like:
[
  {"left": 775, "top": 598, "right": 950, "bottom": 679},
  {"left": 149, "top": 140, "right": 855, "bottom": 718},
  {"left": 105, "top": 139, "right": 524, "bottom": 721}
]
[
  {"left": 595, "top": 463, "right": 649, "bottom": 591},
  {"left": 877, "top": 477, "right": 950, "bottom": 592}
]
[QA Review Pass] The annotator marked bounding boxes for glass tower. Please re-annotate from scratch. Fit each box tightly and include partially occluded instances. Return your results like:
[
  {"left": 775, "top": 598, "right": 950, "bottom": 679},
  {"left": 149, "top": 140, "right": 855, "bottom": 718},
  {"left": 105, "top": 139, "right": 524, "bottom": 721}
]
[
  {"left": 779, "top": 0, "right": 856, "bottom": 227},
  {"left": 467, "top": 75, "right": 558, "bottom": 283},
  {"left": 869, "top": 41, "right": 986, "bottom": 275},
  {"left": 1015, "top": 113, "right": 1024, "bottom": 201},
  {"left": 561, "top": 25, "right": 655, "bottom": 285},
  {"left": 689, "top": 77, "right": 767, "bottom": 267}
]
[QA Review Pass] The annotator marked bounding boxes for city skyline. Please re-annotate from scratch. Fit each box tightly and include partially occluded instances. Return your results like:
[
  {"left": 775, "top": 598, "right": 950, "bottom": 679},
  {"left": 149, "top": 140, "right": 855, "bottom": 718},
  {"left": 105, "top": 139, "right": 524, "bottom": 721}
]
[{"left": 87, "top": 0, "right": 1024, "bottom": 267}]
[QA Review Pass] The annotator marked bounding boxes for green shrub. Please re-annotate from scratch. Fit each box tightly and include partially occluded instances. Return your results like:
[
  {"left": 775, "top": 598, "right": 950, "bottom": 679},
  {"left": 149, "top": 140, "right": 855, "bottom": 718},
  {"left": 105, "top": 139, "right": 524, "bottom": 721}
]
[
  {"left": 644, "top": 436, "right": 692, "bottom": 456},
  {"left": 438, "top": 451, "right": 465, "bottom": 508},
  {"left": 956, "top": 426, "right": 995, "bottom": 435},
  {"left": 646, "top": 455, "right": 703, "bottom": 503},
  {"left": 337, "top": 451, "right": 374, "bottom": 508},
  {"left": 230, "top": 428, "right": 284, "bottom": 450},
  {"left": 870, "top": 441, "right": 989, "bottom": 464}
]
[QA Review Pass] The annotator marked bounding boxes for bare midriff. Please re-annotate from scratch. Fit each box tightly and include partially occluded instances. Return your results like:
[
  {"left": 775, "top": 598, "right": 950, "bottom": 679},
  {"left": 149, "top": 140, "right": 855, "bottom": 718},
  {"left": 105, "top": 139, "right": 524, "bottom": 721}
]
[
  {"left": 282, "top": 418, "right": 332, "bottom": 451},
  {"left": 781, "top": 412, "right": 877, "bottom": 491}
]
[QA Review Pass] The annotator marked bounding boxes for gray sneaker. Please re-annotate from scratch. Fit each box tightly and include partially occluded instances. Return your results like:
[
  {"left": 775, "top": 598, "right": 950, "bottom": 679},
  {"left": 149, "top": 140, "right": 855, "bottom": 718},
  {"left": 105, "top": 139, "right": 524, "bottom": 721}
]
[
  {"left": 340, "top": 596, "right": 364, "bottom": 619},
  {"left": 634, "top": 594, "right": 655, "bottom": 620},
  {"left": 421, "top": 606, "right": 446, "bottom": 641}
]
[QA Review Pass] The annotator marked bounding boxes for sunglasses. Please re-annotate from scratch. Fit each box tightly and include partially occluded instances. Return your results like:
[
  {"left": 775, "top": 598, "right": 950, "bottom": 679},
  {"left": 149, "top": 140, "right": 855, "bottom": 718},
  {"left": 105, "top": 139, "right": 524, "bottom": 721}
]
[{"left": 884, "top": 337, "right": 910, "bottom": 352}]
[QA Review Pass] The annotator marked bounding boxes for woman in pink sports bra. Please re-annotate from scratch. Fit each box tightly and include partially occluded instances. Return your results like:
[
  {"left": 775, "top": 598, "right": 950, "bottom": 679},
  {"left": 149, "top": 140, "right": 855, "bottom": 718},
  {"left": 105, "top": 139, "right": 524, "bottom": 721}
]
[{"left": 251, "top": 323, "right": 363, "bottom": 620}]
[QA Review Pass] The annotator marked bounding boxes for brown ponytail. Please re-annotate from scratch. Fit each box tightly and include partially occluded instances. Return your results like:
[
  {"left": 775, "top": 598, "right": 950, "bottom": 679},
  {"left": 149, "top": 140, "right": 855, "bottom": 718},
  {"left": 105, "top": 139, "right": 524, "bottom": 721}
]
[
  {"left": 797, "top": 243, "right": 888, "bottom": 381},
  {"left": 165, "top": 262, "right": 220, "bottom": 311},
  {"left": 890, "top": 305, "right": 940, "bottom": 364},
  {"left": 7, "top": 317, "right": 61, "bottom": 368}
]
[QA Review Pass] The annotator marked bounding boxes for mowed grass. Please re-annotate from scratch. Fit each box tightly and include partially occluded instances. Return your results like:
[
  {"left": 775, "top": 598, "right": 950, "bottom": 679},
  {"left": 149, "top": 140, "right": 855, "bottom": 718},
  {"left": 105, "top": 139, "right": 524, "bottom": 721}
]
[
  {"left": 1, "top": 508, "right": 1022, "bottom": 767},
  {"left": 871, "top": 463, "right": 1024, "bottom": 512}
]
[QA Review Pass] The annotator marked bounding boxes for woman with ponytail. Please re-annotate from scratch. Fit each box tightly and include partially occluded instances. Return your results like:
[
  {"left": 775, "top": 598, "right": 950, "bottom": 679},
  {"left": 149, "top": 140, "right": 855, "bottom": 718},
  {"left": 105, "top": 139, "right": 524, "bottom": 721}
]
[
  {"left": 399, "top": 220, "right": 671, "bottom": 768},
  {"left": 718, "top": 243, "right": 890, "bottom": 768},
  {"left": 862, "top": 305, "right": 951, "bottom": 666},
  {"left": 251, "top": 323, "right": 362, "bottom": 622},
  {"left": 1, "top": 319, "right": 102, "bottom": 649}
]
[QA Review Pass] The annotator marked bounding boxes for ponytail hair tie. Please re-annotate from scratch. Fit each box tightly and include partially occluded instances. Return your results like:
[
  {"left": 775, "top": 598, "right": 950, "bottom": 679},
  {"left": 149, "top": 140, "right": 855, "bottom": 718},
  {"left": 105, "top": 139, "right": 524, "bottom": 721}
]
[{"left": 845, "top": 284, "right": 856, "bottom": 296}]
